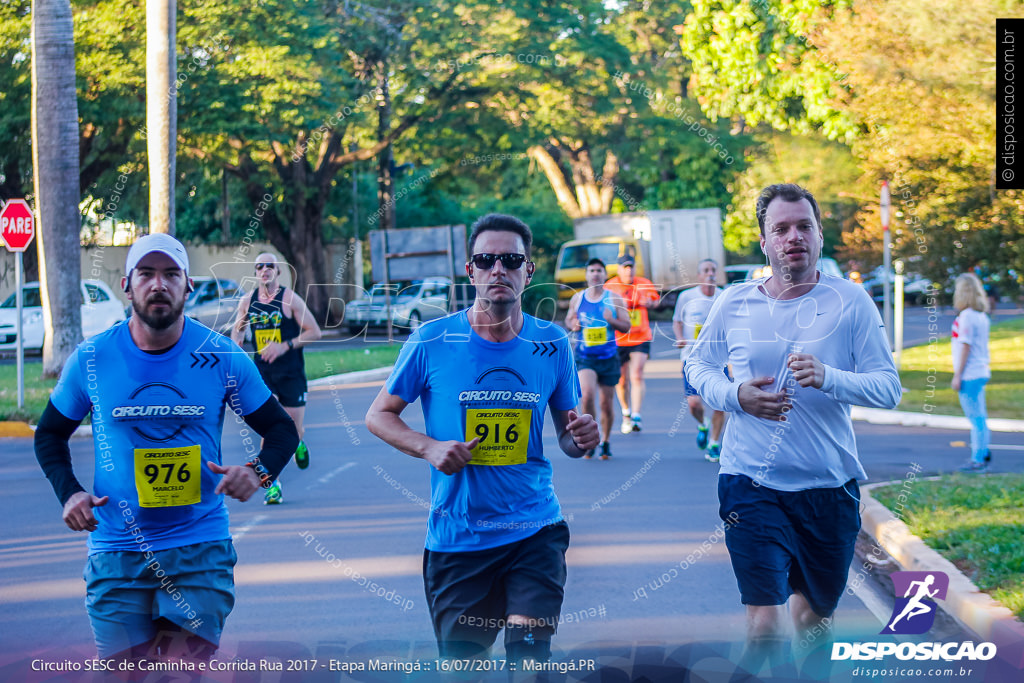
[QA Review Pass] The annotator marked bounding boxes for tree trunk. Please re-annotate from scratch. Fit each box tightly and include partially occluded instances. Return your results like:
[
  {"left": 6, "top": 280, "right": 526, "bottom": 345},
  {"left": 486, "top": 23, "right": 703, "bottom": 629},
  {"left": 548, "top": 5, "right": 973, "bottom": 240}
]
[
  {"left": 528, "top": 142, "right": 619, "bottom": 218},
  {"left": 31, "top": 0, "right": 83, "bottom": 377},
  {"left": 147, "top": 0, "right": 176, "bottom": 234}
]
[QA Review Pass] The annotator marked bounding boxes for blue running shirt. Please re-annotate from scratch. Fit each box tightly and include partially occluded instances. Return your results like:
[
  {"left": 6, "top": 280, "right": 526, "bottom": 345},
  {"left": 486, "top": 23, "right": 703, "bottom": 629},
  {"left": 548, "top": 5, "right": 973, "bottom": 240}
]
[
  {"left": 386, "top": 310, "right": 581, "bottom": 552},
  {"left": 575, "top": 290, "right": 619, "bottom": 360},
  {"left": 50, "top": 319, "right": 271, "bottom": 555}
]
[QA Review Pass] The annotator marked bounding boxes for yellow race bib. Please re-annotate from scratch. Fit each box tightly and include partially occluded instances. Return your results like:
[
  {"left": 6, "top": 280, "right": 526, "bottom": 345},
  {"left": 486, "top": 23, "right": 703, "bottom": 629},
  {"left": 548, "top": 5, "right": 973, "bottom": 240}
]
[
  {"left": 466, "top": 409, "right": 531, "bottom": 466},
  {"left": 254, "top": 328, "right": 281, "bottom": 353},
  {"left": 134, "top": 445, "right": 201, "bottom": 508},
  {"left": 582, "top": 326, "right": 608, "bottom": 346},
  {"left": 694, "top": 323, "right": 703, "bottom": 339},
  {"left": 629, "top": 308, "right": 643, "bottom": 327}
]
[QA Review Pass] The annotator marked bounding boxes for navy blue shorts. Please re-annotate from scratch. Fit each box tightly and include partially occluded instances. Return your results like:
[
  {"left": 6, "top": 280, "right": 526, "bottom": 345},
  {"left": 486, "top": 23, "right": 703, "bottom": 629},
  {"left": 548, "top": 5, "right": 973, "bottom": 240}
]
[
  {"left": 423, "top": 521, "right": 569, "bottom": 658},
  {"left": 575, "top": 353, "right": 621, "bottom": 386},
  {"left": 718, "top": 474, "right": 860, "bottom": 618}
]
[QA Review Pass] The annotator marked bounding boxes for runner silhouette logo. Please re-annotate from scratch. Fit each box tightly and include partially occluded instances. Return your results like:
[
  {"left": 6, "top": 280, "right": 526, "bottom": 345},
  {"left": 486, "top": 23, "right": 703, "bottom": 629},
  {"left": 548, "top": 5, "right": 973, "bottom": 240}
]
[{"left": 881, "top": 571, "right": 949, "bottom": 635}]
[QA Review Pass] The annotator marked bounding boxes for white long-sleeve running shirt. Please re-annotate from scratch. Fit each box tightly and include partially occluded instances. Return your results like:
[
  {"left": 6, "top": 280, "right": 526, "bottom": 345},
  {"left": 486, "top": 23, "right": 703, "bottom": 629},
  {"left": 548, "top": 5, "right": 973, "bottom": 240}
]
[{"left": 685, "top": 274, "right": 901, "bottom": 491}]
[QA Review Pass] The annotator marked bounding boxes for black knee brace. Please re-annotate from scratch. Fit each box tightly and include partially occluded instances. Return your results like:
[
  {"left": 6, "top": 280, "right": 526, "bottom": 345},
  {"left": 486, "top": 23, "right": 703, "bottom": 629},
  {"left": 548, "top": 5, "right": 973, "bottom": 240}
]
[{"left": 504, "top": 623, "right": 554, "bottom": 664}]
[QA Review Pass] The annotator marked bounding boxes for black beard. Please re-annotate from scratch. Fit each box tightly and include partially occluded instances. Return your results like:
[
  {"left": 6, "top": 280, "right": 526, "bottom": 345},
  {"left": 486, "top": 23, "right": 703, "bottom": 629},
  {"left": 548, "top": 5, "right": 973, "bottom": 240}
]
[{"left": 131, "top": 295, "right": 183, "bottom": 330}]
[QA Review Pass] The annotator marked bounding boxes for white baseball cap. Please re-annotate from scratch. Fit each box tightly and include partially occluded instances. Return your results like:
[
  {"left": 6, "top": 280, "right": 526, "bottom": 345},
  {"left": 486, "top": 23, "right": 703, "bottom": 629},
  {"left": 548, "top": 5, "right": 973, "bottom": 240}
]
[{"left": 125, "top": 233, "right": 190, "bottom": 275}]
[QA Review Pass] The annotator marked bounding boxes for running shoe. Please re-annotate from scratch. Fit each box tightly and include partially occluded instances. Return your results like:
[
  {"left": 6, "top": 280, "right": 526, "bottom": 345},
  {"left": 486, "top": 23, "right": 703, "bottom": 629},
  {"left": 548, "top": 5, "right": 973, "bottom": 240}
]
[
  {"left": 957, "top": 460, "right": 988, "bottom": 473},
  {"left": 264, "top": 481, "right": 283, "bottom": 504},
  {"left": 631, "top": 414, "right": 642, "bottom": 432},
  {"left": 705, "top": 444, "right": 721, "bottom": 463},
  {"left": 600, "top": 442, "right": 612, "bottom": 460},
  {"left": 620, "top": 416, "right": 634, "bottom": 434},
  {"left": 582, "top": 449, "right": 594, "bottom": 459},
  {"left": 696, "top": 425, "right": 710, "bottom": 450},
  {"left": 295, "top": 440, "right": 310, "bottom": 470}
]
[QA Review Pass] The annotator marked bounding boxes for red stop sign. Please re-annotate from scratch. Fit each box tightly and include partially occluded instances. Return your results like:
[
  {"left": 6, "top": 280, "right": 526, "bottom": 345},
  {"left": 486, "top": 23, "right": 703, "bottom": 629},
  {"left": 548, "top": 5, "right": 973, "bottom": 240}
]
[{"left": 1, "top": 199, "right": 36, "bottom": 252}]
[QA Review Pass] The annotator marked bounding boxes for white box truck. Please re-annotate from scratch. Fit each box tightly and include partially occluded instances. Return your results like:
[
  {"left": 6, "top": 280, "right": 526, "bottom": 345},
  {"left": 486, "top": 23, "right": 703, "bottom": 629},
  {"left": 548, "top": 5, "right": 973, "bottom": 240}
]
[{"left": 554, "top": 208, "right": 724, "bottom": 308}]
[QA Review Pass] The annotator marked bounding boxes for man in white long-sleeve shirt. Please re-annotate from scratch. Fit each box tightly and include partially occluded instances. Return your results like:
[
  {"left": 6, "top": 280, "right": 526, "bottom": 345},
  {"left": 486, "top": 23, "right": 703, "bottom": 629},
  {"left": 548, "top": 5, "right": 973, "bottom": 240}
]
[{"left": 686, "top": 183, "right": 901, "bottom": 678}]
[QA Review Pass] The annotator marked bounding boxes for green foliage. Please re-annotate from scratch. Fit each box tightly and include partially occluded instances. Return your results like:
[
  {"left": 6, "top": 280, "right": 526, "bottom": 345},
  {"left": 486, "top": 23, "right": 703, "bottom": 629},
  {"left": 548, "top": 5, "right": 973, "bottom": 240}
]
[
  {"left": 681, "top": 0, "right": 857, "bottom": 143},
  {"left": 872, "top": 474, "right": 1024, "bottom": 620},
  {"left": 721, "top": 132, "right": 861, "bottom": 256}
]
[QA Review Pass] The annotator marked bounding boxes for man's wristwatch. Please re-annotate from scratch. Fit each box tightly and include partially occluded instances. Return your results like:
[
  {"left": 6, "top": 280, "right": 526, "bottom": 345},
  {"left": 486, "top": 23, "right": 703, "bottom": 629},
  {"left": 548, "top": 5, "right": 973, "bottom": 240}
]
[
  {"left": 245, "top": 459, "right": 273, "bottom": 489},
  {"left": 287, "top": 339, "right": 294, "bottom": 350}
]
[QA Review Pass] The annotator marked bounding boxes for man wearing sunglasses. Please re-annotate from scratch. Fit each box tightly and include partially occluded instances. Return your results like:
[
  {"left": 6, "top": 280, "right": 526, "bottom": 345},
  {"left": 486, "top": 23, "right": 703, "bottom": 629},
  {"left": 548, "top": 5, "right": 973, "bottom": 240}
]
[
  {"left": 231, "top": 253, "right": 322, "bottom": 504},
  {"left": 366, "top": 213, "right": 599, "bottom": 666}
]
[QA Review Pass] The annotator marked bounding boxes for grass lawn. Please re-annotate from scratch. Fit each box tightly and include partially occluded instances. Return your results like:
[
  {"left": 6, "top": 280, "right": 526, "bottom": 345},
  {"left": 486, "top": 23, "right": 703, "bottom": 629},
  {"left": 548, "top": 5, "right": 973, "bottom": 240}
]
[
  {"left": 0, "top": 345, "right": 402, "bottom": 423},
  {"left": 0, "top": 360, "right": 57, "bottom": 423},
  {"left": 303, "top": 344, "right": 401, "bottom": 380},
  {"left": 872, "top": 474, "right": 1024, "bottom": 621},
  {"left": 898, "top": 317, "right": 1024, "bottom": 419}
]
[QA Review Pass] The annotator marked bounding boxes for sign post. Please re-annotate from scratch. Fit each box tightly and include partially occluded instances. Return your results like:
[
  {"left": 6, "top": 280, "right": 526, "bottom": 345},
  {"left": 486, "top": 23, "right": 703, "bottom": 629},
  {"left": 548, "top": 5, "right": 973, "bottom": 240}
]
[
  {"left": 880, "top": 181, "right": 892, "bottom": 348},
  {"left": 1, "top": 199, "right": 37, "bottom": 410}
]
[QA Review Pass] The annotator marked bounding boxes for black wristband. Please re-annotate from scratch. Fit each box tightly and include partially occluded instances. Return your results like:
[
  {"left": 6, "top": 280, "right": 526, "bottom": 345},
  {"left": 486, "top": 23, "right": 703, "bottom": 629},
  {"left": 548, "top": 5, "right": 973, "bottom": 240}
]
[{"left": 287, "top": 338, "right": 294, "bottom": 350}]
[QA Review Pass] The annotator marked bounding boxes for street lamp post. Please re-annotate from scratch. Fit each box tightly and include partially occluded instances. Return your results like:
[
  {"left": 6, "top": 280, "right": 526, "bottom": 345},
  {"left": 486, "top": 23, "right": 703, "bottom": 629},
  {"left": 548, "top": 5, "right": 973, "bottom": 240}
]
[{"left": 881, "top": 181, "right": 892, "bottom": 348}]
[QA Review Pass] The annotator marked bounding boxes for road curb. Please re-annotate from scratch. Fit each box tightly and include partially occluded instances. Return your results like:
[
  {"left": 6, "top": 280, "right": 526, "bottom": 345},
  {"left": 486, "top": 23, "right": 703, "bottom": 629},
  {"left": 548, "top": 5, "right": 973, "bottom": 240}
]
[
  {"left": 851, "top": 406, "right": 1024, "bottom": 432},
  {"left": 307, "top": 365, "right": 394, "bottom": 387},
  {"left": 0, "top": 421, "right": 34, "bottom": 438},
  {"left": 860, "top": 483, "right": 1024, "bottom": 668}
]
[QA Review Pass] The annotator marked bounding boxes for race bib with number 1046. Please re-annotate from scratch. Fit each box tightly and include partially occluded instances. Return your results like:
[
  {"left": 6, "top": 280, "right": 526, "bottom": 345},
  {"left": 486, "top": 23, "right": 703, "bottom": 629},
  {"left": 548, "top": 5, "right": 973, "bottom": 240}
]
[
  {"left": 583, "top": 326, "right": 608, "bottom": 346},
  {"left": 134, "top": 445, "right": 201, "bottom": 508},
  {"left": 254, "top": 328, "right": 282, "bottom": 353},
  {"left": 465, "top": 409, "right": 532, "bottom": 466}
]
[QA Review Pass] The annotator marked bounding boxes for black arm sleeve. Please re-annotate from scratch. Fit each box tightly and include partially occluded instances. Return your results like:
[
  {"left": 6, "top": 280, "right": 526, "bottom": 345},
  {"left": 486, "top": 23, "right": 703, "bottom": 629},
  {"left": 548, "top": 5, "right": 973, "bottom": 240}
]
[
  {"left": 242, "top": 397, "right": 300, "bottom": 481},
  {"left": 34, "top": 400, "right": 86, "bottom": 506}
]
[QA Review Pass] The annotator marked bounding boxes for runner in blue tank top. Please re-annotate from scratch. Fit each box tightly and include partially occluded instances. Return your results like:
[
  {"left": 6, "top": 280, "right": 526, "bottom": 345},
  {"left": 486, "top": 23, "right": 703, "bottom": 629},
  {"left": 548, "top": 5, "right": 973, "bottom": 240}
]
[
  {"left": 34, "top": 234, "right": 299, "bottom": 663},
  {"left": 366, "top": 214, "right": 599, "bottom": 665},
  {"left": 565, "top": 258, "right": 631, "bottom": 459}
]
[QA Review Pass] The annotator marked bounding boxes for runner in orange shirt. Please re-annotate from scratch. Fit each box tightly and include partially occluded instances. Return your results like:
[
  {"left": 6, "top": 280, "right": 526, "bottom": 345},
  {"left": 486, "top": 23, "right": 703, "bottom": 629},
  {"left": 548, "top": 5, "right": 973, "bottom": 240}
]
[{"left": 605, "top": 255, "right": 660, "bottom": 433}]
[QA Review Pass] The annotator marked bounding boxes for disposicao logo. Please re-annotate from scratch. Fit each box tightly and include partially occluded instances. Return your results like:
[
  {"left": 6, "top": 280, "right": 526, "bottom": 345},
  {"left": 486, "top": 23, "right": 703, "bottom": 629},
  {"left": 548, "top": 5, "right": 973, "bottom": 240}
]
[
  {"left": 831, "top": 570, "right": 997, "bottom": 663},
  {"left": 882, "top": 571, "right": 949, "bottom": 635}
]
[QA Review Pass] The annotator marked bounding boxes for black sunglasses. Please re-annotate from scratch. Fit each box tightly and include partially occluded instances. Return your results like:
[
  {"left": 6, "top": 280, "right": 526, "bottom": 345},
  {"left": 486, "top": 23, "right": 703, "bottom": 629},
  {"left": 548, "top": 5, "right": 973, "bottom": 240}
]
[
  {"left": 469, "top": 253, "right": 530, "bottom": 270},
  {"left": 255, "top": 263, "right": 276, "bottom": 271}
]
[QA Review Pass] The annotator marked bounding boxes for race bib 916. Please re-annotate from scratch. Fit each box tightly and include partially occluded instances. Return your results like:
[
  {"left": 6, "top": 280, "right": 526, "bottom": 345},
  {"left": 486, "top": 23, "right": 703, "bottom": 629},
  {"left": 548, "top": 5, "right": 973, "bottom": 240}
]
[{"left": 465, "top": 409, "right": 531, "bottom": 466}]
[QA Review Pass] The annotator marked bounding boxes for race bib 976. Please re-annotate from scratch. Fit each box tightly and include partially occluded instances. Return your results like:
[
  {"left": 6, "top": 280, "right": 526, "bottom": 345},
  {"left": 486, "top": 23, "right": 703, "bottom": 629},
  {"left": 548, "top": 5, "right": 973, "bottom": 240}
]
[{"left": 134, "top": 445, "right": 201, "bottom": 508}]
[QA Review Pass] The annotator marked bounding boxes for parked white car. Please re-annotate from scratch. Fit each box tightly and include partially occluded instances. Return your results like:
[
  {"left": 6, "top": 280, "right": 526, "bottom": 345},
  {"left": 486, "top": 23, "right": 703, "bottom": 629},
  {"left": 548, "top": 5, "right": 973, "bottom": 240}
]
[
  {"left": 725, "top": 257, "right": 844, "bottom": 287},
  {"left": 0, "top": 280, "right": 127, "bottom": 352},
  {"left": 345, "top": 277, "right": 452, "bottom": 333},
  {"left": 184, "top": 277, "right": 243, "bottom": 334}
]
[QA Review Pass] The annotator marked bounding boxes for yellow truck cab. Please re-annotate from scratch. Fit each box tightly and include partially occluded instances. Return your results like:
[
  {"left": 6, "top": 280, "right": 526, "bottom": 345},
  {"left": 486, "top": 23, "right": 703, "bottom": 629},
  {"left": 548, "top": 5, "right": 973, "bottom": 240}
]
[{"left": 554, "top": 237, "right": 646, "bottom": 308}]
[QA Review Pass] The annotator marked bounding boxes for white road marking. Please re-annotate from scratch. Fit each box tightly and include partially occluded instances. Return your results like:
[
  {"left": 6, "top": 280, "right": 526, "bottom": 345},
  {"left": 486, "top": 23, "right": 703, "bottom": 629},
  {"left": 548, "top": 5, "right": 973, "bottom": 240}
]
[{"left": 231, "top": 513, "right": 268, "bottom": 542}]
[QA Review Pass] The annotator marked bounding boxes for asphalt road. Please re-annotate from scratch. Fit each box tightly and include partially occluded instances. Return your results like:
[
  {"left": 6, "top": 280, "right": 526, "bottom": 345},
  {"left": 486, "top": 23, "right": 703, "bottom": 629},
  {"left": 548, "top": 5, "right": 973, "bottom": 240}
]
[{"left": 3, "top": 354, "right": 1023, "bottom": 681}]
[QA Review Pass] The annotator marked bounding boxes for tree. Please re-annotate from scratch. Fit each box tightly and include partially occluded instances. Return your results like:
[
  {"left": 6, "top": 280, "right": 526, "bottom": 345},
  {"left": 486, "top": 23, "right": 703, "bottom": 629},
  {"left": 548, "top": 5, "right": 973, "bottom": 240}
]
[
  {"left": 681, "top": 0, "right": 857, "bottom": 143},
  {"left": 176, "top": 0, "right": 603, "bottom": 318},
  {"left": 680, "top": 0, "right": 1023, "bottom": 290},
  {"left": 31, "top": 0, "right": 82, "bottom": 376}
]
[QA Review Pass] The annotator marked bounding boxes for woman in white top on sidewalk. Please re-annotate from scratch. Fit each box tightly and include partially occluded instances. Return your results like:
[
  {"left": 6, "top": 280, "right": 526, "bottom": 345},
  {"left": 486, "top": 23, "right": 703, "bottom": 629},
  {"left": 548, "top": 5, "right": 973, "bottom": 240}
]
[{"left": 952, "top": 273, "right": 992, "bottom": 472}]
